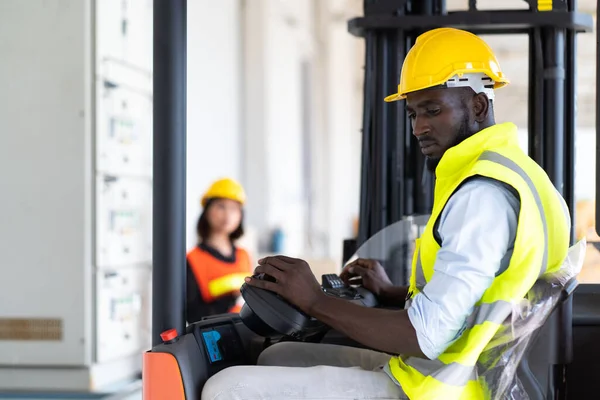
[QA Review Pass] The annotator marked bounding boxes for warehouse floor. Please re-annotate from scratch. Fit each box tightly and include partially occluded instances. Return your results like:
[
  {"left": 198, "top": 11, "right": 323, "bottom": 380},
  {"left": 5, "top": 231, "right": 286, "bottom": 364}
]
[{"left": 0, "top": 380, "right": 142, "bottom": 400}]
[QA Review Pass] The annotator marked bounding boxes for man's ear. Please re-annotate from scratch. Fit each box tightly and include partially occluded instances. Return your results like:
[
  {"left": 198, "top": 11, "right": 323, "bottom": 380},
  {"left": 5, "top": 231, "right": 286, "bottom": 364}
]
[{"left": 473, "top": 93, "right": 490, "bottom": 122}]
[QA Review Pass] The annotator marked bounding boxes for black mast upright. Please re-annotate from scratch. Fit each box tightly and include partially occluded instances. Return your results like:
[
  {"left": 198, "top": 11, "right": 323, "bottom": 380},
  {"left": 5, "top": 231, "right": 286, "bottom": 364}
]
[
  {"left": 356, "top": 0, "right": 437, "bottom": 250},
  {"left": 152, "top": 0, "right": 187, "bottom": 346}
]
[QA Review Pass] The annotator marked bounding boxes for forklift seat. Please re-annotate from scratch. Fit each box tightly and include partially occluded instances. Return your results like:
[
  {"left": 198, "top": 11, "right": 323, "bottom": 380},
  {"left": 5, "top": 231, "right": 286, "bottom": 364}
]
[
  {"left": 478, "top": 276, "right": 578, "bottom": 399},
  {"left": 516, "top": 277, "right": 578, "bottom": 400},
  {"left": 477, "top": 240, "right": 585, "bottom": 399}
]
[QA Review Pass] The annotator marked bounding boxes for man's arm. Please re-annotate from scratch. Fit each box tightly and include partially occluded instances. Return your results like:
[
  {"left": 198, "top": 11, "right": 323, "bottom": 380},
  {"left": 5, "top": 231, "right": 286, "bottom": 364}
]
[
  {"left": 309, "top": 293, "right": 424, "bottom": 357},
  {"left": 379, "top": 286, "right": 409, "bottom": 307}
]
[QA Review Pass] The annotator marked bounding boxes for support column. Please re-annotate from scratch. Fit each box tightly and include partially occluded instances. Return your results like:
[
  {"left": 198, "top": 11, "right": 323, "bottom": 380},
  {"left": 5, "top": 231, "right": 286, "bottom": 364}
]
[{"left": 152, "top": 0, "right": 187, "bottom": 346}]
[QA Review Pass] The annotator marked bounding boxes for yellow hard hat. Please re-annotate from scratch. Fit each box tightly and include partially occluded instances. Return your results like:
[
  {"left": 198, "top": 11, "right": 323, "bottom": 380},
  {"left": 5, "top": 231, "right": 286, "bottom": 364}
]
[
  {"left": 201, "top": 178, "right": 246, "bottom": 207},
  {"left": 385, "top": 27, "right": 510, "bottom": 102}
]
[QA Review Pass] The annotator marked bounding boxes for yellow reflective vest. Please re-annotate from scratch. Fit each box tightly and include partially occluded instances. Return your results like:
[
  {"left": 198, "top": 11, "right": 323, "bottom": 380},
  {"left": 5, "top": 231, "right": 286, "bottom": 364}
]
[{"left": 389, "top": 122, "right": 571, "bottom": 399}]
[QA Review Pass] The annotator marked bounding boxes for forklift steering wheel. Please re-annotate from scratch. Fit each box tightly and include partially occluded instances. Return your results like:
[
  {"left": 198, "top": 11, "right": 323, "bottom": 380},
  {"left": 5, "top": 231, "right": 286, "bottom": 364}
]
[{"left": 239, "top": 273, "right": 377, "bottom": 340}]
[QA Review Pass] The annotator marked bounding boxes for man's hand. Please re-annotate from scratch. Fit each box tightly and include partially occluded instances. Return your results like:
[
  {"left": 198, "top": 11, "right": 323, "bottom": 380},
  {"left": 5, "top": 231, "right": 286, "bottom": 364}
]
[
  {"left": 340, "top": 258, "right": 408, "bottom": 307},
  {"left": 244, "top": 255, "right": 325, "bottom": 315},
  {"left": 340, "top": 258, "right": 393, "bottom": 297}
]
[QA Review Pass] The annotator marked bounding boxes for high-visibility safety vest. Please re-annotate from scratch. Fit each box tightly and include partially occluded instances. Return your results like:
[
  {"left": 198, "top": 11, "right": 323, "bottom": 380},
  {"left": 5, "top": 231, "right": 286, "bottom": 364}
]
[
  {"left": 187, "top": 246, "right": 251, "bottom": 313},
  {"left": 389, "top": 122, "right": 571, "bottom": 399}
]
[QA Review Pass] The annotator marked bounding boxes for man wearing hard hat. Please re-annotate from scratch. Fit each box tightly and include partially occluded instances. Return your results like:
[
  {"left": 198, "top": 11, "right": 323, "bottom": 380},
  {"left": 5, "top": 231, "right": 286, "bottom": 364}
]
[{"left": 202, "top": 28, "right": 571, "bottom": 400}]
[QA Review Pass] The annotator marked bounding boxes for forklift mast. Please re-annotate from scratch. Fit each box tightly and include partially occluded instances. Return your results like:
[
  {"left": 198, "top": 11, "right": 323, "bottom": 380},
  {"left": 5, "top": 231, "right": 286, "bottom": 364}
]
[{"left": 350, "top": 0, "right": 593, "bottom": 249}]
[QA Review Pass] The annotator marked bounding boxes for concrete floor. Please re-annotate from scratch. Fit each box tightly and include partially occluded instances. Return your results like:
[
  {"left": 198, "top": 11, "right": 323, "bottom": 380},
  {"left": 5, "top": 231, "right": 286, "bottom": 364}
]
[
  {"left": 0, "top": 392, "right": 141, "bottom": 400},
  {"left": 0, "top": 381, "right": 142, "bottom": 400}
]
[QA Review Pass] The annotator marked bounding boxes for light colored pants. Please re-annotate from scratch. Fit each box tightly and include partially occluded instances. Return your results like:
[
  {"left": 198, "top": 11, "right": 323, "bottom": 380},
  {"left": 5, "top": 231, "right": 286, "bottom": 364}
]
[{"left": 201, "top": 342, "right": 408, "bottom": 400}]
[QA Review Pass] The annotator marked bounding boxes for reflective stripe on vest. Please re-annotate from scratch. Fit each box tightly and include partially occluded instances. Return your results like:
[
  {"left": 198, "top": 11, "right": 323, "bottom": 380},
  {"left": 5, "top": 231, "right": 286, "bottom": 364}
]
[
  {"left": 208, "top": 272, "right": 249, "bottom": 298},
  {"left": 406, "top": 357, "right": 478, "bottom": 386}
]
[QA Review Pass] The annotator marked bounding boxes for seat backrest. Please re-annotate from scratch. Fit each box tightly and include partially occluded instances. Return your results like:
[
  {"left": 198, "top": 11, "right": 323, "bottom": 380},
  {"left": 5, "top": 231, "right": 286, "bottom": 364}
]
[
  {"left": 516, "top": 279, "right": 577, "bottom": 400},
  {"left": 477, "top": 240, "right": 585, "bottom": 400},
  {"left": 477, "top": 279, "right": 571, "bottom": 399},
  {"left": 568, "top": 284, "right": 600, "bottom": 398}
]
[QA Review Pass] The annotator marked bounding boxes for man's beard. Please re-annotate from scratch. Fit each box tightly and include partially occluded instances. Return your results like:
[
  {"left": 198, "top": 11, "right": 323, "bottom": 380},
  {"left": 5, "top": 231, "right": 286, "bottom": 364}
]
[
  {"left": 425, "top": 115, "right": 472, "bottom": 173},
  {"left": 425, "top": 155, "right": 441, "bottom": 173}
]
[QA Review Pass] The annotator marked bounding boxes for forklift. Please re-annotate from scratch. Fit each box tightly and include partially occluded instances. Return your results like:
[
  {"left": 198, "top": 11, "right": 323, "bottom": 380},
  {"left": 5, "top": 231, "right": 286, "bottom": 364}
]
[{"left": 146, "top": 0, "right": 600, "bottom": 398}]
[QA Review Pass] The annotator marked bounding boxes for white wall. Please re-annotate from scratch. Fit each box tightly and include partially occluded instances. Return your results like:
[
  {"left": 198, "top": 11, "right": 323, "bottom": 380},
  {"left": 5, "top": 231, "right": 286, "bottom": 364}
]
[
  {"left": 241, "top": 0, "right": 269, "bottom": 249},
  {"left": 241, "top": 0, "right": 363, "bottom": 261},
  {"left": 319, "top": 0, "right": 363, "bottom": 261},
  {"left": 242, "top": 0, "right": 313, "bottom": 256},
  {"left": 262, "top": 0, "right": 309, "bottom": 255},
  {"left": 186, "top": 0, "right": 243, "bottom": 250},
  {"left": 574, "top": 129, "right": 597, "bottom": 201}
]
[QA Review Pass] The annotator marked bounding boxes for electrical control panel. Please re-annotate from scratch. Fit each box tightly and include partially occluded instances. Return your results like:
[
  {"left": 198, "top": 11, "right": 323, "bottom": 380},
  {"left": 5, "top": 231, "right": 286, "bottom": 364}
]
[
  {"left": 95, "top": 0, "right": 153, "bottom": 70},
  {"left": 93, "top": 0, "right": 153, "bottom": 385},
  {"left": 95, "top": 175, "right": 152, "bottom": 268},
  {"left": 94, "top": 0, "right": 153, "bottom": 270},
  {"left": 96, "top": 267, "right": 152, "bottom": 363},
  {"left": 92, "top": 0, "right": 153, "bottom": 379},
  {"left": 95, "top": 74, "right": 152, "bottom": 178}
]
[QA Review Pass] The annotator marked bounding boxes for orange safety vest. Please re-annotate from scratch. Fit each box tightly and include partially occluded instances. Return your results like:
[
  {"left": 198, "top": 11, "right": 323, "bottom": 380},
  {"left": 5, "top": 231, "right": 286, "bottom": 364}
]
[{"left": 187, "top": 246, "right": 251, "bottom": 313}]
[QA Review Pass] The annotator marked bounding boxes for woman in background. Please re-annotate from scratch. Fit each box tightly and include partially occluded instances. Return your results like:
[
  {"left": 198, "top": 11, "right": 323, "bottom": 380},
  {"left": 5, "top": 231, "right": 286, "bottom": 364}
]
[{"left": 186, "top": 177, "right": 252, "bottom": 323}]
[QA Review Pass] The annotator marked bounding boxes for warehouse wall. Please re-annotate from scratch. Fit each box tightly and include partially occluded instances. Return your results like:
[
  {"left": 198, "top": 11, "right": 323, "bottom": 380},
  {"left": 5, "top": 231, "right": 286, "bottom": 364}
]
[
  {"left": 186, "top": 0, "right": 243, "bottom": 250},
  {"left": 240, "top": 0, "right": 363, "bottom": 261},
  {"left": 317, "top": 0, "right": 364, "bottom": 260}
]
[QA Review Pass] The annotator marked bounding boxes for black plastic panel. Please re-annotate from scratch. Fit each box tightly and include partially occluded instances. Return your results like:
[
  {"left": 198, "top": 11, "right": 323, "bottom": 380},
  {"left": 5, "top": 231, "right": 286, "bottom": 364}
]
[
  {"left": 572, "top": 284, "right": 600, "bottom": 325},
  {"left": 569, "top": 284, "right": 600, "bottom": 398}
]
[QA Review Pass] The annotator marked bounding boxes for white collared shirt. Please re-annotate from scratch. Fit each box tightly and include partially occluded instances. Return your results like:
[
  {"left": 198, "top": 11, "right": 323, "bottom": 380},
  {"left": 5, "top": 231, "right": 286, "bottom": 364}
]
[{"left": 407, "top": 177, "right": 520, "bottom": 360}]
